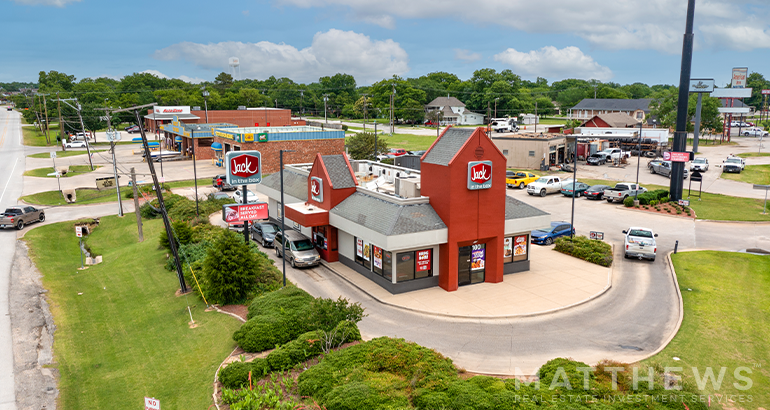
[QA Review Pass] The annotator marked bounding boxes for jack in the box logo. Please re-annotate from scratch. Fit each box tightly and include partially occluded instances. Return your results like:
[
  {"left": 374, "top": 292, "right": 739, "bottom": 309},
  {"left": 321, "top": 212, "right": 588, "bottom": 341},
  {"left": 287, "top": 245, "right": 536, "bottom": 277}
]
[
  {"left": 225, "top": 151, "right": 262, "bottom": 185},
  {"left": 310, "top": 177, "right": 323, "bottom": 202},
  {"left": 467, "top": 160, "right": 493, "bottom": 190}
]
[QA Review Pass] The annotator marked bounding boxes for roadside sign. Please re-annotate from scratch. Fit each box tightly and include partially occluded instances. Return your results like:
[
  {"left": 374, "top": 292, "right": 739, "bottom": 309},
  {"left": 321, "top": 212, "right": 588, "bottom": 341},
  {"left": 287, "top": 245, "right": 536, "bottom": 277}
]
[
  {"left": 688, "top": 78, "right": 715, "bottom": 93},
  {"left": 589, "top": 231, "right": 604, "bottom": 240},
  {"left": 75, "top": 226, "right": 82, "bottom": 237},
  {"left": 96, "top": 176, "right": 117, "bottom": 189},
  {"left": 678, "top": 199, "right": 690, "bottom": 206},
  {"left": 663, "top": 151, "right": 692, "bottom": 162},
  {"left": 222, "top": 202, "right": 268, "bottom": 223},
  {"left": 144, "top": 397, "right": 160, "bottom": 410},
  {"left": 225, "top": 151, "right": 262, "bottom": 185},
  {"left": 762, "top": 89, "right": 770, "bottom": 95},
  {"left": 754, "top": 184, "right": 770, "bottom": 190},
  {"left": 50, "top": 151, "right": 56, "bottom": 159}
]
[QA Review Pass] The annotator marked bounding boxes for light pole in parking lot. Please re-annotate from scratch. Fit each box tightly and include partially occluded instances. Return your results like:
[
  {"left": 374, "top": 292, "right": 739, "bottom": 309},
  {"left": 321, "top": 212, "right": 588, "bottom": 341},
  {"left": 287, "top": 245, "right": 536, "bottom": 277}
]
[
  {"left": 636, "top": 121, "right": 642, "bottom": 201},
  {"left": 569, "top": 135, "right": 577, "bottom": 238}
]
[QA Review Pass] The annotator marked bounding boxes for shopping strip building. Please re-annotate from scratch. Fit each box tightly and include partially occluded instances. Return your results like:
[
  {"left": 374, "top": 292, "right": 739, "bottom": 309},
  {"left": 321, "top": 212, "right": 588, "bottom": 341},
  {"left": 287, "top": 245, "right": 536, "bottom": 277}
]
[{"left": 254, "top": 127, "right": 550, "bottom": 293}]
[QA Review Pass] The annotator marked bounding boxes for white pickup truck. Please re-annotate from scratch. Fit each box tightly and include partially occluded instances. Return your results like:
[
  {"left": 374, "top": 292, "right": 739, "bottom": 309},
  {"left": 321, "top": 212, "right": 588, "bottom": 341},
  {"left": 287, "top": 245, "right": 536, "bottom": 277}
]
[
  {"left": 599, "top": 148, "right": 630, "bottom": 162},
  {"left": 603, "top": 182, "right": 647, "bottom": 203},
  {"left": 526, "top": 176, "right": 574, "bottom": 197},
  {"left": 491, "top": 118, "right": 519, "bottom": 133},
  {"left": 623, "top": 227, "right": 658, "bottom": 261}
]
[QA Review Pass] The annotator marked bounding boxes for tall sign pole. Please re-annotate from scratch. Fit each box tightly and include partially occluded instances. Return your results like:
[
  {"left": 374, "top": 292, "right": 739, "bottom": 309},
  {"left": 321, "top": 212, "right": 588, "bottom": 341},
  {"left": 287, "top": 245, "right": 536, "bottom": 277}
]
[
  {"left": 689, "top": 79, "right": 715, "bottom": 155},
  {"left": 670, "top": 0, "right": 697, "bottom": 202}
]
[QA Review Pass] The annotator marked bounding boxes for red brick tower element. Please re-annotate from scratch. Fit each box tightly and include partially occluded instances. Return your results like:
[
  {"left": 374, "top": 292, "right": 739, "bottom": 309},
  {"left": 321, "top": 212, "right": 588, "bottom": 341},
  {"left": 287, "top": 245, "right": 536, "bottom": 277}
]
[
  {"left": 420, "top": 128, "right": 507, "bottom": 291},
  {"left": 307, "top": 154, "right": 358, "bottom": 211}
]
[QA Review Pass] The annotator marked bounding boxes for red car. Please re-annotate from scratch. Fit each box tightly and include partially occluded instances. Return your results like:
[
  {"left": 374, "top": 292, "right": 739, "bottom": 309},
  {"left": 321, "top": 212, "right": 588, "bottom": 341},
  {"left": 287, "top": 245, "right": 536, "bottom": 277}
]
[{"left": 390, "top": 148, "right": 407, "bottom": 157}]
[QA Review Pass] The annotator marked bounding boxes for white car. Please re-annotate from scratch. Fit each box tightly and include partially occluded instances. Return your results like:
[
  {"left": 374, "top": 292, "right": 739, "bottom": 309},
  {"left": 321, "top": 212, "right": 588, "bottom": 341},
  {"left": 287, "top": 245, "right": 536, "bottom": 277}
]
[
  {"left": 232, "top": 189, "right": 259, "bottom": 203},
  {"left": 64, "top": 140, "right": 87, "bottom": 148},
  {"left": 742, "top": 128, "right": 767, "bottom": 137},
  {"left": 690, "top": 157, "right": 709, "bottom": 172},
  {"left": 623, "top": 227, "right": 658, "bottom": 261}
]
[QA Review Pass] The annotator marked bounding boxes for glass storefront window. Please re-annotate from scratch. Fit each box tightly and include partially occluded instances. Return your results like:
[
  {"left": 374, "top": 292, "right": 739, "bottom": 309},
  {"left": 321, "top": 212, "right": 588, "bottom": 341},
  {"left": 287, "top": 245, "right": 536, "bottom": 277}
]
[
  {"left": 396, "top": 251, "right": 415, "bottom": 282},
  {"left": 503, "top": 235, "right": 529, "bottom": 263},
  {"left": 382, "top": 250, "right": 392, "bottom": 281},
  {"left": 395, "top": 249, "right": 433, "bottom": 282},
  {"left": 354, "top": 237, "right": 371, "bottom": 270},
  {"left": 372, "top": 245, "right": 384, "bottom": 276}
]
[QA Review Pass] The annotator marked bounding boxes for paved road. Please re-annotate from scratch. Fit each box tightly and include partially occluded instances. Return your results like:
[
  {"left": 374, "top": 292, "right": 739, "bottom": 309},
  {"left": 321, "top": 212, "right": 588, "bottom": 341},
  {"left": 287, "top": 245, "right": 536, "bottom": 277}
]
[{"left": 0, "top": 107, "right": 23, "bottom": 410}]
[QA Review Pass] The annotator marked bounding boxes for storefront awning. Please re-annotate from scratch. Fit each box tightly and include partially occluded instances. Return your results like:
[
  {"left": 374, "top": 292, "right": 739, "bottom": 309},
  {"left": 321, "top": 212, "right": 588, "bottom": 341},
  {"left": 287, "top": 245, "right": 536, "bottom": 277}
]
[
  {"left": 174, "top": 136, "right": 182, "bottom": 142},
  {"left": 284, "top": 202, "right": 329, "bottom": 227},
  {"left": 144, "top": 113, "right": 200, "bottom": 121},
  {"left": 211, "top": 142, "right": 223, "bottom": 151}
]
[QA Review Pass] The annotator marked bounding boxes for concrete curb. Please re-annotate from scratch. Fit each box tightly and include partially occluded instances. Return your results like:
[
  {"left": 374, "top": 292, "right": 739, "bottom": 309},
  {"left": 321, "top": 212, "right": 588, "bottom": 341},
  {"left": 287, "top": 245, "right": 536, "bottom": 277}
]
[{"left": 319, "top": 246, "right": 614, "bottom": 320}]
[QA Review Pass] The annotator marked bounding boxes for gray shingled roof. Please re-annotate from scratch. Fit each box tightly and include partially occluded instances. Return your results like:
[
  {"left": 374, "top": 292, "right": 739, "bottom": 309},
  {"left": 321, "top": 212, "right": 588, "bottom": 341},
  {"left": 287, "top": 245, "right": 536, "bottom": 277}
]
[
  {"left": 260, "top": 168, "right": 308, "bottom": 201},
  {"left": 321, "top": 155, "right": 356, "bottom": 189},
  {"left": 331, "top": 192, "right": 447, "bottom": 235},
  {"left": 422, "top": 127, "right": 474, "bottom": 166},
  {"left": 505, "top": 196, "right": 550, "bottom": 220},
  {"left": 427, "top": 96, "right": 466, "bottom": 108},
  {"left": 571, "top": 98, "right": 653, "bottom": 112},
  {"left": 581, "top": 113, "right": 640, "bottom": 128}
]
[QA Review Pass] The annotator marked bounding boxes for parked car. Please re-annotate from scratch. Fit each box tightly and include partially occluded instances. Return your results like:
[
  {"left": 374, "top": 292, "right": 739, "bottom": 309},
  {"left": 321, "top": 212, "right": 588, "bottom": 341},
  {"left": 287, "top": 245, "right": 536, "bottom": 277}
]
[
  {"left": 209, "top": 191, "right": 233, "bottom": 201},
  {"left": 730, "top": 121, "right": 752, "bottom": 128},
  {"left": 251, "top": 222, "right": 281, "bottom": 247},
  {"left": 6, "top": 107, "right": 11, "bottom": 111},
  {"left": 561, "top": 181, "right": 590, "bottom": 197},
  {"left": 506, "top": 172, "right": 539, "bottom": 189},
  {"left": 212, "top": 174, "right": 236, "bottom": 191},
  {"left": 389, "top": 148, "right": 407, "bottom": 157},
  {"left": 233, "top": 189, "right": 259, "bottom": 203},
  {"left": 584, "top": 184, "right": 611, "bottom": 200},
  {"left": 0, "top": 206, "right": 45, "bottom": 230},
  {"left": 531, "top": 222, "right": 574, "bottom": 245},
  {"left": 65, "top": 140, "right": 87, "bottom": 148},
  {"left": 603, "top": 182, "right": 647, "bottom": 203},
  {"left": 409, "top": 150, "right": 427, "bottom": 156},
  {"left": 526, "top": 176, "right": 574, "bottom": 197},
  {"left": 723, "top": 157, "right": 745, "bottom": 173},
  {"left": 586, "top": 153, "right": 609, "bottom": 165},
  {"left": 623, "top": 227, "right": 658, "bottom": 261},
  {"left": 124, "top": 124, "right": 138, "bottom": 131},
  {"left": 274, "top": 230, "right": 321, "bottom": 268},
  {"left": 742, "top": 128, "right": 768, "bottom": 137},
  {"left": 126, "top": 125, "right": 141, "bottom": 133},
  {"left": 650, "top": 160, "right": 689, "bottom": 179},
  {"left": 690, "top": 157, "right": 709, "bottom": 172}
]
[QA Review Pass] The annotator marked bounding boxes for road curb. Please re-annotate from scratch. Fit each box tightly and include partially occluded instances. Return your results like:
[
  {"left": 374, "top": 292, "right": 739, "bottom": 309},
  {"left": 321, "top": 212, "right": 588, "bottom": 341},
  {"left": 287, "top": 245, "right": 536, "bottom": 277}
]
[{"left": 319, "top": 247, "right": 614, "bottom": 320}]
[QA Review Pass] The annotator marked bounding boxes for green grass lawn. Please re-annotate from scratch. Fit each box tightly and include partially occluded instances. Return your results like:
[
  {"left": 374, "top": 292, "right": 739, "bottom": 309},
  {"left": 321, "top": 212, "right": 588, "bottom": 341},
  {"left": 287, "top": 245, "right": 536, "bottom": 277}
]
[
  {"left": 21, "top": 178, "right": 213, "bottom": 206},
  {"left": 645, "top": 251, "right": 770, "bottom": 410},
  {"left": 738, "top": 152, "right": 770, "bottom": 158},
  {"left": 720, "top": 165, "right": 770, "bottom": 185},
  {"left": 24, "top": 216, "right": 241, "bottom": 410},
  {"left": 345, "top": 132, "right": 439, "bottom": 151},
  {"left": 28, "top": 150, "right": 107, "bottom": 159},
  {"left": 23, "top": 165, "right": 99, "bottom": 178},
  {"left": 686, "top": 137, "right": 738, "bottom": 147},
  {"left": 22, "top": 124, "right": 60, "bottom": 146}
]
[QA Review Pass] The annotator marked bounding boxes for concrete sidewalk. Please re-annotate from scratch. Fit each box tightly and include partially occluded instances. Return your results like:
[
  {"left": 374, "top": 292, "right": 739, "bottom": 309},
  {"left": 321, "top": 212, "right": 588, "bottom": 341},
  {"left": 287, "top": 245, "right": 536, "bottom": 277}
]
[{"left": 321, "top": 245, "right": 612, "bottom": 318}]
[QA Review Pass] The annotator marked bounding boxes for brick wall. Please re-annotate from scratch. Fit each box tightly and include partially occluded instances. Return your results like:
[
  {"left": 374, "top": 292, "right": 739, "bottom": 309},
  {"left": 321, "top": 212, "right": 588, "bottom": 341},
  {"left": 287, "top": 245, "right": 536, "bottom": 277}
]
[
  {"left": 190, "top": 110, "right": 292, "bottom": 127},
  {"left": 213, "top": 137, "right": 345, "bottom": 173}
]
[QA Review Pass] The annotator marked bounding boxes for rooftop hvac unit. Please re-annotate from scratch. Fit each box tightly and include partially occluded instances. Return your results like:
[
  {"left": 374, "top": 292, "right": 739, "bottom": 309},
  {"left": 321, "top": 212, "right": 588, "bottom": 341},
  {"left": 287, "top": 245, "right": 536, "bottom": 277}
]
[
  {"left": 237, "top": 106, "right": 247, "bottom": 110},
  {"left": 192, "top": 106, "right": 201, "bottom": 111},
  {"left": 395, "top": 176, "right": 420, "bottom": 198}
]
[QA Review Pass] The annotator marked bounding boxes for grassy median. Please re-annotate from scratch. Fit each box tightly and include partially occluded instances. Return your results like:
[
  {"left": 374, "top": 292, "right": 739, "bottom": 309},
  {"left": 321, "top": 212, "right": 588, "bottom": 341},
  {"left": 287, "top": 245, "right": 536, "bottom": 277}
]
[
  {"left": 24, "top": 216, "right": 241, "bottom": 410},
  {"left": 719, "top": 165, "right": 770, "bottom": 186},
  {"left": 20, "top": 178, "right": 212, "bottom": 206},
  {"left": 28, "top": 150, "right": 106, "bottom": 159},
  {"left": 644, "top": 251, "right": 769, "bottom": 410},
  {"left": 23, "top": 165, "right": 99, "bottom": 178}
]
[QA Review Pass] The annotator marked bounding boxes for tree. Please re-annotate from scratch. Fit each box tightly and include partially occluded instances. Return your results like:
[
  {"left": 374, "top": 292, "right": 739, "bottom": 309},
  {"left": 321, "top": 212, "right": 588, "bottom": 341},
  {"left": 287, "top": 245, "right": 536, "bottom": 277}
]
[
  {"left": 746, "top": 72, "right": 769, "bottom": 108},
  {"left": 346, "top": 132, "right": 388, "bottom": 160},
  {"left": 214, "top": 72, "right": 234, "bottom": 89},
  {"left": 648, "top": 88, "right": 723, "bottom": 133},
  {"left": 203, "top": 230, "right": 261, "bottom": 305}
]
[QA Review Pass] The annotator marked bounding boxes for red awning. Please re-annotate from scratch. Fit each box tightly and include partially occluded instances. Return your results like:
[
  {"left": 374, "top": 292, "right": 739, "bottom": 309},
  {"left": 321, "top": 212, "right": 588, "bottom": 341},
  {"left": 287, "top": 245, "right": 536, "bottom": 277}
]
[{"left": 284, "top": 202, "right": 329, "bottom": 227}]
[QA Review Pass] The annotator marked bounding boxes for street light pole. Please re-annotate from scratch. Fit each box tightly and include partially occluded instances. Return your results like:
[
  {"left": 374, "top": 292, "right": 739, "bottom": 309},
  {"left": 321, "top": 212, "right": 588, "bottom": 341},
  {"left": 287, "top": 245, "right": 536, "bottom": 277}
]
[
  {"left": 569, "top": 135, "right": 577, "bottom": 238},
  {"left": 279, "top": 149, "right": 296, "bottom": 288},
  {"left": 323, "top": 95, "right": 328, "bottom": 124},
  {"left": 495, "top": 97, "right": 499, "bottom": 118},
  {"left": 636, "top": 121, "right": 642, "bottom": 201}
]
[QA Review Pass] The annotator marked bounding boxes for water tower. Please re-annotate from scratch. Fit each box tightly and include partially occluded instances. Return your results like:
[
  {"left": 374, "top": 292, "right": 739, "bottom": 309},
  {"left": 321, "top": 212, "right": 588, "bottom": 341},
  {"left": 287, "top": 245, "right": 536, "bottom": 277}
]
[{"left": 228, "top": 57, "right": 241, "bottom": 80}]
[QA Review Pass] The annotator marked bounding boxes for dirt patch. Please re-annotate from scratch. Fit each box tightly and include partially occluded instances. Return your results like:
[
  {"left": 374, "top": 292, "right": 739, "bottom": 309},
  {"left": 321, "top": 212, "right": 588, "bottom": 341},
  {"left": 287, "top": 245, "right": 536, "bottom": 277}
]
[
  {"left": 10, "top": 241, "right": 58, "bottom": 410},
  {"left": 218, "top": 304, "right": 248, "bottom": 321}
]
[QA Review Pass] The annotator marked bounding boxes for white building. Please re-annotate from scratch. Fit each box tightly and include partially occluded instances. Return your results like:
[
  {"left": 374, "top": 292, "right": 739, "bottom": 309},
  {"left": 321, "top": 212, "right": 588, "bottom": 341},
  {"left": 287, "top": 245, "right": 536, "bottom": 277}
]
[{"left": 425, "top": 96, "right": 485, "bottom": 125}]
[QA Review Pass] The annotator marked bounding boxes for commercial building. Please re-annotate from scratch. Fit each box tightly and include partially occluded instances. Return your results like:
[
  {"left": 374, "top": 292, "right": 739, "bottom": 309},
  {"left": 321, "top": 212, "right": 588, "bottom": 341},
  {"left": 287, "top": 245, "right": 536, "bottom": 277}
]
[
  {"left": 144, "top": 106, "right": 304, "bottom": 133},
  {"left": 159, "top": 118, "right": 237, "bottom": 160},
  {"left": 253, "top": 127, "right": 550, "bottom": 293},
  {"left": 491, "top": 132, "right": 568, "bottom": 169}
]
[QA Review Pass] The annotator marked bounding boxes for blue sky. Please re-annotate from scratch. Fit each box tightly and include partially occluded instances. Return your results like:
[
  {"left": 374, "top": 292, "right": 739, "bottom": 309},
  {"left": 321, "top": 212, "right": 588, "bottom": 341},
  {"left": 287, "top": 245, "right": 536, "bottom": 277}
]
[{"left": 3, "top": 0, "right": 770, "bottom": 87}]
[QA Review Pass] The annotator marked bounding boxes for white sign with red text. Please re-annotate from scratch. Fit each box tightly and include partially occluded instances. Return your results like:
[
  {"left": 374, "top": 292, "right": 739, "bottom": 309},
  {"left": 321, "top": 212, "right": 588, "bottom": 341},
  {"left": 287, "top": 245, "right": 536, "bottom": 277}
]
[
  {"left": 144, "top": 397, "right": 160, "bottom": 410},
  {"left": 153, "top": 106, "right": 190, "bottom": 115},
  {"left": 222, "top": 203, "right": 268, "bottom": 223},
  {"left": 75, "top": 226, "right": 82, "bottom": 238},
  {"left": 310, "top": 177, "right": 323, "bottom": 203},
  {"left": 467, "top": 160, "right": 493, "bottom": 190},
  {"left": 732, "top": 68, "right": 748, "bottom": 88},
  {"left": 225, "top": 151, "right": 262, "bottom": 185},
  {"left": 663, "top": 151, "right": 691, "bottom": 163}
]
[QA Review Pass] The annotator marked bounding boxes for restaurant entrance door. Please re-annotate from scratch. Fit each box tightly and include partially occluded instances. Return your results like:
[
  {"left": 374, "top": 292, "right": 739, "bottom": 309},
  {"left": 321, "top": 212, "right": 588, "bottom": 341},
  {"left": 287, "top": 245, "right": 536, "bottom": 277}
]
[{"left": 458, "top": 244, "right": 485, "bottom": 286}]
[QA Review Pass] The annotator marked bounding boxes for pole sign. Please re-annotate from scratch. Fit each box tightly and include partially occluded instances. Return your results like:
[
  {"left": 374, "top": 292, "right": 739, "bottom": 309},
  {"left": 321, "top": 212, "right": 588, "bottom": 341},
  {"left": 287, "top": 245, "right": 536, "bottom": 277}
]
[
  {"left": 467, "top": 161, "right": 493, "bottom": 190},
  {"left": 222, "top": 202, "right": 268, "bottom": 223},
  {"left": 50, "top": 151, "right": 56, "bottom": 159},
  {"left": 144, "top": 397, "right": 160, "bottom": 410},
  {"left": 310, "top": 177, "right": 323, "bottom": 202},
  {"left": 762, "top": 90, "right": 770, "bottom": 95},
  {"left": 663, "top": 151, "right": 692, "bottom": 162},
  {"left": 688, "top": 79, "right": 714, "bottom": 93},
  {"left": 731, "top": 67, "right": 748, "bottom": 88},
  {"left": 75, "top": 226, "right": 82, "bottom": 237},
  {"left": 225, "top": 151, "right": 262, "bottom": 185}
]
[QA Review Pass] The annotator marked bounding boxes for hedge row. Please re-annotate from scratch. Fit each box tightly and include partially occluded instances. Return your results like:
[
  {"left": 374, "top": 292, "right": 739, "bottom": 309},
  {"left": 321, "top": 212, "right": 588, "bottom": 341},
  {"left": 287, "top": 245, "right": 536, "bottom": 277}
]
[
  {"left": 554, "top": 235, "right": 613, "bottom": 267},
  {"left": 219, "top": 321, "right": 361, "bottom": 389}
]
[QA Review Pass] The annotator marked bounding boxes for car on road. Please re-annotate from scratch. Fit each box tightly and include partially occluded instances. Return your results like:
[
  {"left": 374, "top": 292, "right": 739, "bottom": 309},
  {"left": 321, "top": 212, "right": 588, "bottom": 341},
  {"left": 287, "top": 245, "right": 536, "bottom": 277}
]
[
  {"left": 560, "top": 181, "right": 590, "bottom": 197},
  {"left": 6, "top": 107, "right": 12, "bottom": 111},
  {"left": 722, "top": 157, "right": 745, "bottom": 173},
  {"left": 212, "top": 174, "right": 236, "bottom": 191},
  {"left": 584, "top": 184, "right": 611, "bottom": 200},
  {"left": 506, "top": 171, "right": 539, "bottom": 189},
  {"left": 65, "top": 140, "right": 87, "bottom": 148},
  {"left": 126, "top": 125, "right": 141, "bottom": 133},
  {"left": 650, "top": 160, "right": 689, "bottom": 179},
  {"left": 209, "top": 191, "right": 233, "bottom": 201},
  {"left": 251, "top": 222, "right": 281, "bottom": 247},
  {"left": 690, "top": 157, "right": 709, "bottom": 172},
  {"left": 531, "top": 222, "right": 574, "bottom": 245},
  {"left": 0, "top": 206, "right": 45, "bottom": 230},
  {"left": 586, "top": 153, "right": 609, "bottom": 165},
  {"left": 274, "top": 230, "right": 321, "bottom": 268},
  {"left": 742, "top": 128, "right": 768, "bottom": 137},
  {"left": 623, "top": 227, "right": 658, "bottom": 261},
  {"left": 233, "top": 189, "right": 259, "bottom": 203}
]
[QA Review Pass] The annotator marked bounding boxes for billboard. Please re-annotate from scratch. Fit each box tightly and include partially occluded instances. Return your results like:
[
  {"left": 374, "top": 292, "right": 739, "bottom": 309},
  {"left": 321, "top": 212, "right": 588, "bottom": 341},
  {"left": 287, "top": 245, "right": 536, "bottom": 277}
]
[
  {"left": 222, "top": 202, "right": 268, "bottom": 223},
  {"left": 731, "top": 68, "right": 748, "bottom": 88},
  {"left": 226, "top": 151, "right": 262, "bottom": 185}
]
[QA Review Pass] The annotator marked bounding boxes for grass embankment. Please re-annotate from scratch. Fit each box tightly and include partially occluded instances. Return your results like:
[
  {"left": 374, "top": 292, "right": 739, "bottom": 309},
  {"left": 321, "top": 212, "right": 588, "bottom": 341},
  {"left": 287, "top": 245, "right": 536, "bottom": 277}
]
[
  {"left": 23, "top": 165, "right": 99, "bottom": 178},
  {"left": 579, "top": 180, "right": 770, "bottom": 222},
  {"left": 20, "top": 178, "right": 212, "bottom": 206},
  {"left": 28, "top": 150, "right": 107, "bottom": 159},
  {"left": 645, "top": 251, "right": 769, "bottom": 410},
  {"left": 345, "top": 133, "right": 438, "bottom": 151},
  {"left": 24, "top": 216, "right": 241, "bottom": 409},
  {"left": 22, "top": 124, "right": 60, "bottom": 146},
  {"left": 720, "top": 164, "right": 770, "bottom": 185},
  {"left": 737, "top": 152, "right": 770, "bottom": 158}
]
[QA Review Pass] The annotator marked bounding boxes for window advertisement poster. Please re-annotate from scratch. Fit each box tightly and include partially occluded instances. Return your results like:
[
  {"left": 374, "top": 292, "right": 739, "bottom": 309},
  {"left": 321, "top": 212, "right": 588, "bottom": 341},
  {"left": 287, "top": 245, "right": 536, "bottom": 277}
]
[
  {"left": 356, "top": 238, "right": 363, "bottom": 258},
  {"left": 471, "top": 246, "right": 485, "bottom": 271},
  {"left": 363, "top": 242, "right": 371, "bottom": 261},
  {"left": 373, "top": 246, "right": 383, "bottom": 269},
  {"left": 416, "top": 249, "right": 432, "bottom": 272},
  {"left": 514, "top": 235, "right": 528, "bottom": 257},
  {"left": 503, "top": 237, "right": 513, "bottom": 263}
]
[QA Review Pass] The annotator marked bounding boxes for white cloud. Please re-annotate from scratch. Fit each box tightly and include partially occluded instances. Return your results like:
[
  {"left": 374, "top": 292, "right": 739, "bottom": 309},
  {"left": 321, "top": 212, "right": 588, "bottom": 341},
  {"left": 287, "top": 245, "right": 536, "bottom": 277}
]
[
  {"left": 153, "top": 29, "right": 409, "bottom": 84},
  {"left": 493, "top": 46, "right": 613, "bottom": 81},
  {"left": 11, "top": 0, "right": 79, "bottom": 6},
  {"left": 242, "top": 10, "right": 250, "bottom": 16},
  {"left": 454, "top": 49, "right": 481, "bottom": 62},
  {"left": 700, "top": 24, "right": 770, "bottom": 51},
  {"left": 274, "top": 0, "right": 770, "bottom": 53}
]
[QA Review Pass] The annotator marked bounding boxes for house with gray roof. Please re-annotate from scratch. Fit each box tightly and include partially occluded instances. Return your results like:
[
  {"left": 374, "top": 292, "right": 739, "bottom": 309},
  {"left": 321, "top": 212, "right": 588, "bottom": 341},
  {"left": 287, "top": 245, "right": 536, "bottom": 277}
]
[
  {"left": 570, "top": 98, "right": 653, "bottom": 122},
  {"left": 425, "top": 96, "right": 485, "bottom": 125}
]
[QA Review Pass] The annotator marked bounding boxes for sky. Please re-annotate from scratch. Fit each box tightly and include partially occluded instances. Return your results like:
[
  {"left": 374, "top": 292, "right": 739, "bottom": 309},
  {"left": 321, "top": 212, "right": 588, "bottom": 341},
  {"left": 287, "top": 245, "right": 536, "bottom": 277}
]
[{"left": 2, "top": 0, "right": 770, "bottom": 87}]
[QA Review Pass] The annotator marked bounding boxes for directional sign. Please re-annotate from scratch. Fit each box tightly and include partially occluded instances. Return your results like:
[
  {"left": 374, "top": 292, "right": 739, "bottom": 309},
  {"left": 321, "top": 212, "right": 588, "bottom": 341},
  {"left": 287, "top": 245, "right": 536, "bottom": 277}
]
[{"left": 753, "top": 184, "right": 770, "bottom": 190}]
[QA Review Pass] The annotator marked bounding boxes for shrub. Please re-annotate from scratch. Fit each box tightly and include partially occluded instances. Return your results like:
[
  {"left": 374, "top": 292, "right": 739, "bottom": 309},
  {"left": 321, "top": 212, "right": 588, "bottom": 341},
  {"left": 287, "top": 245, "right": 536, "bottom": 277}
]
[
  {"left": 623, "top": 196, "right": 634, "bottom": 207},
  {"left": 267, "top": 321, "right": 361, "bottom": 371},
  {"left": 139, "top": 202, "right": 159, "bottom": 219},
  {"left": 203, "top": 230, "right": 262, "bottom": 305},
  {"left": 308, "top": 297, "right": 367, "bottom": 333},
  {"left": 649, "top": 199, "right": 658, "bottom": 206},
  {"left": 247, "top": 285, "right": 314, "bottom": 320},
  {"left": 661, "top": 195, "right": 670, "bottom": 203},
  {"left": 218, "top": 359, "right": 271, "bottom": 389},
  {"left": 538, "top": 357, "right": 594, "bottom": 392},
  {"left": 554, "top": 236, "right": 613, "bottom": 267}
]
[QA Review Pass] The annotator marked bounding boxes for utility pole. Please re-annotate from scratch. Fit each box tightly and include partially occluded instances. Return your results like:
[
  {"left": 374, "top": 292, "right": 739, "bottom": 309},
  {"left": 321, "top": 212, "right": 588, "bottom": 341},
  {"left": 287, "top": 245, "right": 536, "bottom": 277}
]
[
  {"left": 132, "top": 103, "right": 188, "bottom": 293},
  {"left": 279, "top": 149, "right": 296, "bottom": 288},
  {"left": 494, "top": 97, "right": 499, "bottom": 118},
  {"left": 362, "top": 94, "right": 368, "bottom": 132},
  {"left": 96, "top": 105, "right": 123, "bottom": 216},
  {"left": 130, "top": 167, "right": 144, "bottom": 242},
  {"left": 300, "top": 90, "right": 304, "bottom": 119},
  {"left": 59, "top": 98, "right": 94, "bottom": 170},
  {"left": 57, "top": 93, "right": 66, "bottom": 152},
  {"left": 42, "top": 94, "right": 50, "bottom": 140},
  {"left": 391, "top": 84, "right": 396, "bottom": 135}
]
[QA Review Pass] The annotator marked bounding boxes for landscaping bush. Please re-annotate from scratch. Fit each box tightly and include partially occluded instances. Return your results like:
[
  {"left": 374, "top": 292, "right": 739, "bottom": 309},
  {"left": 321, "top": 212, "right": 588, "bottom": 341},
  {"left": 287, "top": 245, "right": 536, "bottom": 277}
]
[
  {"left": 308, "top": 296, "right": 367, "bottom": 332},
  {"left": 623, "top": 196, "right": 634, "bottom": 207},
  {"left": 202, "top": 230, "right": 262, "bottom": 305},
  {"left": 218, "top": 359, "right": 271, "bottom": 389},
  {"left": 554, "top": 235, "right": 613, "bottom": 267},
  {"left": 139, "top": 202, "right": 159, "bottom": 219},
  {"left": 247, "top": 285, "right": 314, "bottom": 320},
  {"left": 159, "top": 220, "right": 194, "bottom": 250},
  {"left": 538, "top": 357, "right": 594, "bottom": 392},
  {"left": 649, "top": 199, "right": 658, "bottom": 206}
]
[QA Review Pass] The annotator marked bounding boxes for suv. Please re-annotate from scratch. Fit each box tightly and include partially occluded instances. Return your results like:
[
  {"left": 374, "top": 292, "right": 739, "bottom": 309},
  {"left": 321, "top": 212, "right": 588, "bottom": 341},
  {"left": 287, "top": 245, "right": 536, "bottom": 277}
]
[{"left": 274, "top": 230, "right": 321, "bottom": 268}]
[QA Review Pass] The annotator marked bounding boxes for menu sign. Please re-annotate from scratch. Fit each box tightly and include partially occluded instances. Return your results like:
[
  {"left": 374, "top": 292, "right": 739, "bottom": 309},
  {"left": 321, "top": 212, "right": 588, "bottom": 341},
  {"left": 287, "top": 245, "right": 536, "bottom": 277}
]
[
  {"left": 356, "top": 238, "right": 363, "bottom": 258},
  {"left": 373, "top": 246, "right": 383, "bottom": 269},
  {"left": 471, "top": 245, "right": 485, "bottom": 271},
  {"left": 514, "top": 235, "right": 527, "bottom": 257},
  {"left": 416, "top": 249, "right": 431, "bottom": 272},
  {"left": 222, "top": 202, "right": 268, "bottom": 223}
]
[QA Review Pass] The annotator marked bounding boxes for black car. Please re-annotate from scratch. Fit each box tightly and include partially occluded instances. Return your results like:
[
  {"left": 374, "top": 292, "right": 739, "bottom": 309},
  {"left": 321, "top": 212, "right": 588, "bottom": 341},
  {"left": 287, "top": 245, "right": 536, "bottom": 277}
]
[
  {"left": 584, "top": 184, "right": 611, "bottom": 200},
  {"left": 586, "top": 153, "right": 607, "bottom": 165},
  {"left": 251, "top": 222, "right": 281, "bottom": 247},
  {"left": 212, "top": 174, "right": 236, "bottom": 191}
]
